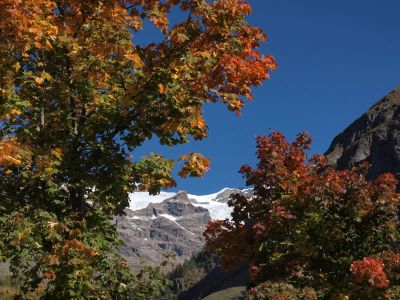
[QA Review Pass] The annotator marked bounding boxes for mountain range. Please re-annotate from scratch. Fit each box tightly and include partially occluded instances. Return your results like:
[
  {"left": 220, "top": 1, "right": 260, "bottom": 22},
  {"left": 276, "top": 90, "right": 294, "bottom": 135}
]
[{"left": 116, "top": 188, "right": 251, "bottom": 269}]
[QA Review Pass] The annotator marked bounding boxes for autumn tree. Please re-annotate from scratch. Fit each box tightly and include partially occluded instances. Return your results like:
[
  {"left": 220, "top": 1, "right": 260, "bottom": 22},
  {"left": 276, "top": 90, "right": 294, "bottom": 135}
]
[
  {"left": 205, "top": 132, "right": 400, "bottom": 299},
  {"left": 0, "top": 0, "right": 275, "bottom": 298}
]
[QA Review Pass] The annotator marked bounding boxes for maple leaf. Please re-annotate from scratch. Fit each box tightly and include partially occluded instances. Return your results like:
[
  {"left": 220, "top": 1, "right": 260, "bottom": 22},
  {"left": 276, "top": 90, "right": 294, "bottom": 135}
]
[
  {"left": 34, "top": 41, "right": 43, "bottom": 49},
  {"left": 159, "top": 83, "right": 167, "bottom": 94},
  {"left": 34, "top": 76, "right": 44, "bottom": 85},
  {"left": 178, "top": 153, "right": 210, "bottom": 178}
]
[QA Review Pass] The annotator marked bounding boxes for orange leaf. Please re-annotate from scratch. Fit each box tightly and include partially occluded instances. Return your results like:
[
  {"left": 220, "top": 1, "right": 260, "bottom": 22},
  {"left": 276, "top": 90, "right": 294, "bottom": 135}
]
[
  {"left": 34, "top": 41, "right": 43, "bottom": 49},
  {"left": 159, "top": 83, "right": 167, "bottom": 94}
]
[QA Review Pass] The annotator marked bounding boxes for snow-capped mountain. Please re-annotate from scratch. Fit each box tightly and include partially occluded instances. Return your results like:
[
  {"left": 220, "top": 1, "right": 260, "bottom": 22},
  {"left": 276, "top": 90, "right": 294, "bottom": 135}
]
[
  {"left": 117, "top": 188, "right": 250, "bottom": 269},
  {"left": 129, "top": 187, "right": 236, "bottom": 221}
]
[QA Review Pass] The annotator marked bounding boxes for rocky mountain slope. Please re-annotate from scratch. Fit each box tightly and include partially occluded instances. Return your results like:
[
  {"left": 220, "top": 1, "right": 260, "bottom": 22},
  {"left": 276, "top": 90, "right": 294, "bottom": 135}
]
[
  {"left": 325, "top": 86, "right": 400, "bottom": 179},
  {"left": 116, "top": 188, "right": 249, "bottom": 269}
]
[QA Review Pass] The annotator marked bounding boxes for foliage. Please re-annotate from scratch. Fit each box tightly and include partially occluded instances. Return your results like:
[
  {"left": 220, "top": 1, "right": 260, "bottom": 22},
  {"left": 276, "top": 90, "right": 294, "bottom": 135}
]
[
  {"left": 350, "top": 257, "right": 389, "bottom": 288},
  {"left": 0, "top": 205, "right": 170, "bottom": 299},
  {"left": 204, "top": 132, "right": 400, "bottom": 299},
  {"left": 0, "top": 0, "right": 275, "bottom": 298},
  {"left": 248, "top": 282, "right": 317, "bottom": 300}
]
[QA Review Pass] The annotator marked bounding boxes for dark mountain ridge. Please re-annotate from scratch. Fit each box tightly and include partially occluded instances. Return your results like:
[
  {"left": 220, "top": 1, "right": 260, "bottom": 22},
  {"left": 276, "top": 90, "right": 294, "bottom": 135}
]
[{"left": 325, "top": 86, "right": 400, "bottom": 179}]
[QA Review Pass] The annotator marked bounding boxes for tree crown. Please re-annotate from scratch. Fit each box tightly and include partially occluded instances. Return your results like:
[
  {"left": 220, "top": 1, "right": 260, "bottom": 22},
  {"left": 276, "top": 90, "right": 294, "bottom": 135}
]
[
  {"left": 0, "top": 0, "right": 275, "bottom": 297},
  {"left": 205, "top": 132, "right": 400, "bottom": 299}
]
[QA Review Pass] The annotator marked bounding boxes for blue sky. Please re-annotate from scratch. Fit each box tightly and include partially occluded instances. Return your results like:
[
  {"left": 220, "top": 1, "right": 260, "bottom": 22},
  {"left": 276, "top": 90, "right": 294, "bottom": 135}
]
[{"left": 135, "top": 0, "right": 400, "bottom": 194}]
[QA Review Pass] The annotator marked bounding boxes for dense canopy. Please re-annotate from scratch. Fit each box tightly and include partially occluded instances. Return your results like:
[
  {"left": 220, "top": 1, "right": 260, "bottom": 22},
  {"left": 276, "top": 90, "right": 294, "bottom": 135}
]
[
  {"left": 205, "top": 132, "right": 400, "bottom": 299},
  {"left": 0, "top": 0, "right": 275, "bottom": 298}
]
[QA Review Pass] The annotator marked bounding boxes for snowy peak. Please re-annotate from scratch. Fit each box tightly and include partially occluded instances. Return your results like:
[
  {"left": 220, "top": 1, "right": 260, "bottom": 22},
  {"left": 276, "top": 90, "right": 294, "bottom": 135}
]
[
  {"left": 128, "top": 188, "right": 243, "bottom": 220},
  {"left": 128, "top": 191, "right": 177, "bottom": 211},
  {"left": 119, "top": 188, "right": 251, "bottom": 269}
]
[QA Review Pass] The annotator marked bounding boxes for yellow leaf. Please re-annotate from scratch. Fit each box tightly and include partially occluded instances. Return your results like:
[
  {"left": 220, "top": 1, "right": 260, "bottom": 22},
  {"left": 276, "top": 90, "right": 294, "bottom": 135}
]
[
  {"left": 48, "top": 254, "right": 60, "bottom": 266},
  {"left": 10, "top": 109, "right": 22, "bottom": 115},
  {"left": 53, "top": 147, "right": 63, "bottom": 159},
  {"left": 43, "top": 72, "right": 52, "bottom": 81},
  {"left": 14, "top": 62, "right": 21, "bottom": 71},
  {"left": 45, "top": 40, "right": 53, "bottom": 49},
  {"left": 47, "top": 25, "right": 58, "bottom": 36},
  {"left": 47, "top": 221, "right": 58, "bottom": 229},
  {"left": 34, "top": 77, "right": 44, "bottom": 85},
  {"left": 124, "top": 53, "right": 143, "bottom": 67}
]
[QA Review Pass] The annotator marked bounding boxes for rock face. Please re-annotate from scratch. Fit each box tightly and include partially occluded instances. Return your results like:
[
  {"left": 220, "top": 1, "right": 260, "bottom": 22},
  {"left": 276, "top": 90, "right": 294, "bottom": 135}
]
[
  {"left": 325, "top": 86, "right": 400, "bottom": 179},
  {"left": 116, "top": 188, "right": 247, "bottom": 269}
]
